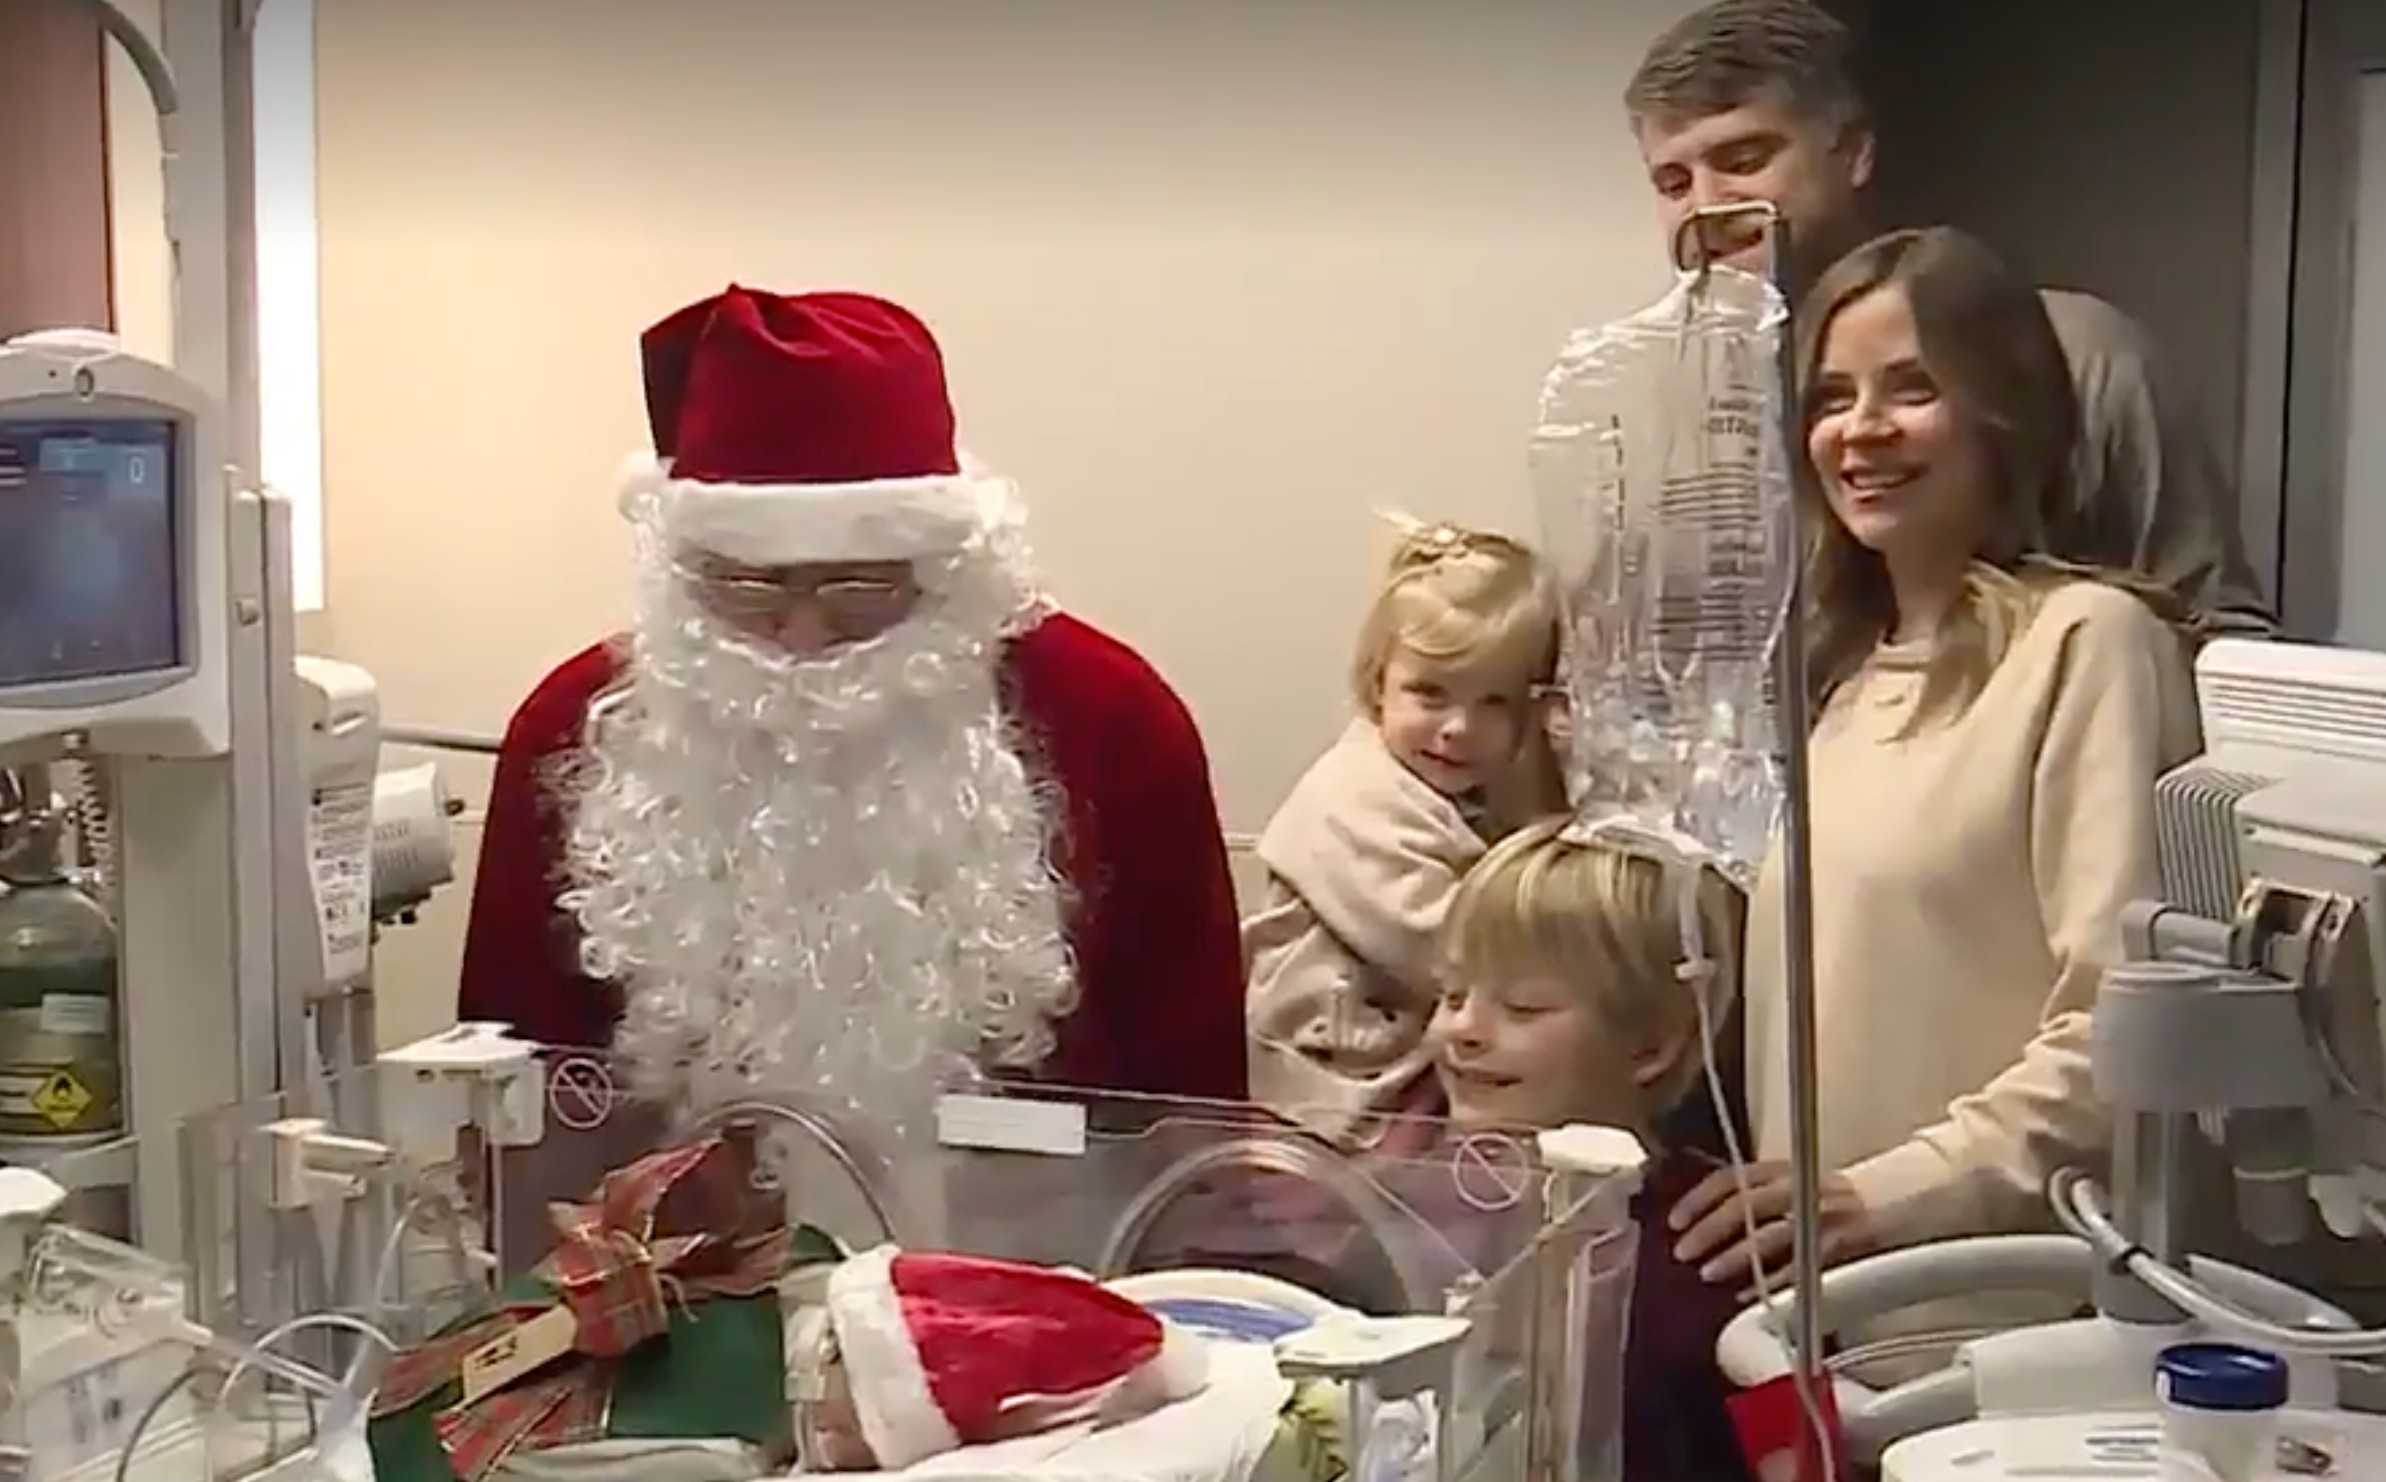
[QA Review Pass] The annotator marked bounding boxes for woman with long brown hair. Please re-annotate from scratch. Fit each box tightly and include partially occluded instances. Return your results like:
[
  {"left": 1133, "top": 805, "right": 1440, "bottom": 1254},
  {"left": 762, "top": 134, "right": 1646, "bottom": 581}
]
[{"left": 1669, "top": 227, "right": 2202, "bottom": 1283}]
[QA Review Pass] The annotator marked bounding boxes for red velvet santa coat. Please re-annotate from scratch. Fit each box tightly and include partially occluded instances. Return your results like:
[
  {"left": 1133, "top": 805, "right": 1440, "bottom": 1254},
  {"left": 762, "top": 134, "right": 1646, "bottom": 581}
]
[{"left": 457, "top": 610, "right": 1248, "bottom": 1099}]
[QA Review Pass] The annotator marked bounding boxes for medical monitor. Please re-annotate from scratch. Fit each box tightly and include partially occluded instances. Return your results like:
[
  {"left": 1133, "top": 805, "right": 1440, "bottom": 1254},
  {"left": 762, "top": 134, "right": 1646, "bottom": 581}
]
[
  {"left": 0, "top": 418, "right": 183, "bottom": 691},
  {"left": 0, "top": 334, "right": 227, "bottom": 758}
]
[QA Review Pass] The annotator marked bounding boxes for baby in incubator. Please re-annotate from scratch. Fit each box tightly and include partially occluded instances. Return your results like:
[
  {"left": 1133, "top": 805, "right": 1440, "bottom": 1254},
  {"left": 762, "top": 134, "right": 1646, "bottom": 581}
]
[
  {"left": 1244, "top": 521, "right": 1561, "bottom": 1143},
  {"left": 1429, "top": 818, "right": 1756, "bottom": 1482},
  {"left": 787, "top": 1245, "right": 1215, "bottom": 1472}
]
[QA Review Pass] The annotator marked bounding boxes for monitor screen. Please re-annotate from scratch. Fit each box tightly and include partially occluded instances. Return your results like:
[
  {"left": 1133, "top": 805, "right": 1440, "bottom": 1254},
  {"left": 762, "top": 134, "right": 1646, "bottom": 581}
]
[{"left": 0, "top": 419, "right": 181, "bottom": 690}]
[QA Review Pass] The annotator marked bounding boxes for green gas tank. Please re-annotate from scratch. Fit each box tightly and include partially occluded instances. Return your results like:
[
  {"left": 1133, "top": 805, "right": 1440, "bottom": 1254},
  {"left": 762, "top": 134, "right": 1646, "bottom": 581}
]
[{"left": 0, "top": 800, "right": 121, "bottom": 1140}]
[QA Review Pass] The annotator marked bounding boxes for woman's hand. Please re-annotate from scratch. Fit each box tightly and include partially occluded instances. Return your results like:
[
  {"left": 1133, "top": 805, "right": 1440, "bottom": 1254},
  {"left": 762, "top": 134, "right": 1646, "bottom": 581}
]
[{"left": 1667, "top": 1160, "right": 1877, "bottom": 1295}]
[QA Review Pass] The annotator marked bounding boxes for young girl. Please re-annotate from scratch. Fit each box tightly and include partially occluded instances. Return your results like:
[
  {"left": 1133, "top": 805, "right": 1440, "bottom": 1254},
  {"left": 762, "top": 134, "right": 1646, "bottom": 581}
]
[
  {"left": 1430, "top": 817, "right": 1754, "bottom": 1482},
  {"left": 1244, "top": 522, "right": 1561, "bottom": 1140}
]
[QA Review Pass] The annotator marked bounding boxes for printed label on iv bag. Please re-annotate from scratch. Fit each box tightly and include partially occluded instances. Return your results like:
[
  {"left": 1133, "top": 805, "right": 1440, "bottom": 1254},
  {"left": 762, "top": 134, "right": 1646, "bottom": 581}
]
[
  {"left": 1530, "top": 272, "right": 1794, "bottom": 884},
  {"left": 310, "top": 781, "right": 374, "bottom": 988},
  {"left": 1663, "top": 340, "right": 1777, "bottom": 670},
  {"left": 1708, "top": 333, "right": 1764, "bottom": 460}
]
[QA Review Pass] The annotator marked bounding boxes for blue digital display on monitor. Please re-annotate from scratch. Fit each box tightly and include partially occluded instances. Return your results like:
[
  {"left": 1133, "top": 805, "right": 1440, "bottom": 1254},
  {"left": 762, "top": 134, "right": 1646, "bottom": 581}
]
[{"left": 0, "top": 419, "right": 181, "bottom": 688}]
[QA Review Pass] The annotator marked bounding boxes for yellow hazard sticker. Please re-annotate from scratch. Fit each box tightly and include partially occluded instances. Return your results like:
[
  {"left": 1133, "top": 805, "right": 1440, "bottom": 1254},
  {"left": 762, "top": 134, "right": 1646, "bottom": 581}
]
[{"left": 30, "top": 1071, "right": 93, "bottom": 1130}]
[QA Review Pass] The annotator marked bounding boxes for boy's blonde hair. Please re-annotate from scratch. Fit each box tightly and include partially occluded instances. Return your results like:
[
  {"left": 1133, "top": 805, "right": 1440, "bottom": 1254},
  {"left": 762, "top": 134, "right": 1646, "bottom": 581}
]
[
  {"left": 1442, "top": 818, "right": 1745, "bottom": 1114},
  {"left": 1349, "top": 523, "right": 1560, "bottom": 716}
]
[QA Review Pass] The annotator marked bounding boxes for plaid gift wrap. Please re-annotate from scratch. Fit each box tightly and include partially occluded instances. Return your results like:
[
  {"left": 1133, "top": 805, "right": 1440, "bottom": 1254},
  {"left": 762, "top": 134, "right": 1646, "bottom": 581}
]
[{"left": 371, "top": 1133, "right": 799, "bottom": 1481}]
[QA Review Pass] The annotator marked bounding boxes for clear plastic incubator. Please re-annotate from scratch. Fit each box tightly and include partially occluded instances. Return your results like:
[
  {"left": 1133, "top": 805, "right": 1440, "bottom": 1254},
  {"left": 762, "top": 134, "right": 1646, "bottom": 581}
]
[{"left": 0, "top": 1031, "right": 1653, "bottom": 1482}]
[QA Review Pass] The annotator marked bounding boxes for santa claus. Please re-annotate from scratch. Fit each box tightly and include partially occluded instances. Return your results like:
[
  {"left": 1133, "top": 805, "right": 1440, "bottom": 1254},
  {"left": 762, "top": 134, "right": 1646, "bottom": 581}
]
[{"left": 456, "top": 286, "right": 1246, "bottom": 1112}]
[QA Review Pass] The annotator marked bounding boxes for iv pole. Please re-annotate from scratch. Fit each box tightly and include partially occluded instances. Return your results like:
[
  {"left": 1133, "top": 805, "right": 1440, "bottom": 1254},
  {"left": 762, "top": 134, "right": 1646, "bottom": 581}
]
[{"left": 1674, "top": 198, "right": 1829, "bottom": 1465}]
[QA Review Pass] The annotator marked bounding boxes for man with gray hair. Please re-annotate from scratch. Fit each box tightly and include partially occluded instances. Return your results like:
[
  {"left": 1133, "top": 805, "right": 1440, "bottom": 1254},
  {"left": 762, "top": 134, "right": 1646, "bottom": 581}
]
[{"left": 1623, "top": 0, "right": 2273, "bottom": 634}]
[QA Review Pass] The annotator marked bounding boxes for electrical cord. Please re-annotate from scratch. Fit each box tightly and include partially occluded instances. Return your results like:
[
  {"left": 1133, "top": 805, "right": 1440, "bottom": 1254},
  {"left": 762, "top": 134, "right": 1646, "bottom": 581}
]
[
  {"left": 2314, "top": 1030, "right": 2386, "bottom": 1128},
  {"left": 112, "top": 1364, "right": 200, "bottom": 1482},
  {"left": 2297, "top": 911, "right": 2386, "bottom": 1128}
]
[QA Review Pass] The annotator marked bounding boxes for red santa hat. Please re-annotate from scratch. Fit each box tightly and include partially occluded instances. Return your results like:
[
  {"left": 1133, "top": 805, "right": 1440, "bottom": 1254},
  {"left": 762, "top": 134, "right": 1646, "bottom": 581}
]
[
  {"left": 622, "top": 286, "right": 1008, "bottom": 565},
  {"left": 825, "top": 1244, "right": 1209, "bottom": 1467}
]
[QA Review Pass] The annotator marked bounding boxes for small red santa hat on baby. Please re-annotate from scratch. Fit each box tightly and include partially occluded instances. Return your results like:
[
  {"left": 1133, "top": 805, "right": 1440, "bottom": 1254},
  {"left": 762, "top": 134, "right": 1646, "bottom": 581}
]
[{"left": 825, "top": 1243, "right": 1211, "bottom": 1468}]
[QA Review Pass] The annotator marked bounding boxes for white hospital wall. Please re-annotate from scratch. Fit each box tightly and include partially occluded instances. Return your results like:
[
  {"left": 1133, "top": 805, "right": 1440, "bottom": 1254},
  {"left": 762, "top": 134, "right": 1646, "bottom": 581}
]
[{"left": 304, "top": 0, "right": 1699, "bottom": 1046}]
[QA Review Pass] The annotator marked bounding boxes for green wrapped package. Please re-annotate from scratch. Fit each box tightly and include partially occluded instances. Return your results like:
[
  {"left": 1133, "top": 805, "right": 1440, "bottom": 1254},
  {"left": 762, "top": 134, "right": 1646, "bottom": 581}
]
[
  {"left": 365, "top": 1128, "right": 840, "bottom": 1482},
  {"left": 367, "top": 1273, "right": 791, "bottom": 1482}
]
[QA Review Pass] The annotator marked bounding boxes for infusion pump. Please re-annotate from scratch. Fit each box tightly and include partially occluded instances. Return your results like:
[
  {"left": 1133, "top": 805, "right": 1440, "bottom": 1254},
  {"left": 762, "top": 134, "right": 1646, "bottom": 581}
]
[{"left": 0, "top": 329, "right": 230, "bottom": 761}]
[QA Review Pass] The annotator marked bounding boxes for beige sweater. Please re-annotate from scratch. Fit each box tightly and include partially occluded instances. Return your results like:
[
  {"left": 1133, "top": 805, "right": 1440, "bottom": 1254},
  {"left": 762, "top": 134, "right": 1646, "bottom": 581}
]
[
  {"left": 1244, "top": 720, "right": 1487, "bottom": 1138},
  {"left": 1747, "top": 580, "right": 2201, "bottom": 1249}
]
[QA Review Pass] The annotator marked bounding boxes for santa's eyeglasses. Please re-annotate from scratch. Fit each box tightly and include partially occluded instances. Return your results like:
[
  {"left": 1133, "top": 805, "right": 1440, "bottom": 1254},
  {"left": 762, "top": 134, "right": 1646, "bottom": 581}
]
[{"left": 675, "top": 562, "right": 921, "bottom": 640}]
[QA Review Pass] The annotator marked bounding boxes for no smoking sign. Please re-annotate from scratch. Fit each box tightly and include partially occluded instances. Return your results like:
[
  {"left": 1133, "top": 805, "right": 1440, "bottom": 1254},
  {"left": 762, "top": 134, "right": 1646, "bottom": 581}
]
[
  {"left": 1451, "top": 1132, "right": 1532, "bottom": 1211},
  {"left": 547, "top": 1055, "right": 616, "bottom": 1131}
]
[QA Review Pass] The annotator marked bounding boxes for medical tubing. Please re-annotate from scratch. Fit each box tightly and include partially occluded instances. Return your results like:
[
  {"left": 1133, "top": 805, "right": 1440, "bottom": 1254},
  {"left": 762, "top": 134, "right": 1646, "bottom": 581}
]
[
  {"left": 71, "top": 1, "right": 180, "bottom": 117},
  {"left": 219, "top": 1310, "right": 397, "bottom": 1401},
  {"left": 2053, "top": 1169, "right": 2386, "bottom": 1357},
  {"left": 212, "top": 1308, "right": 398, "bottom": 1473},
  {"left": 157, "top": 1313, "right": 345, "bottom": 1401},
  {"left": 1684, "top": 839, "right": 1840, "bottom": 1481},
  {"left": 371, "top": 1192, "right": 427, "bottom": 1320},
  {"left": 369, "top": 1172, "right": 486, "bottom": 1325}
]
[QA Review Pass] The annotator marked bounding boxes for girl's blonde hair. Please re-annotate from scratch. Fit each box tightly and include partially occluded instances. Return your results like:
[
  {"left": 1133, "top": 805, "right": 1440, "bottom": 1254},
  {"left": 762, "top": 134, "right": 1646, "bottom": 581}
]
[
  {"left": 1349, "top": 523, "right": 1560, "bottom": 714},
  {"left": 1442, "top": 818, "right": 1745, "bottom": 1114},
  {"left": 1795, "top": 228, "right": 2185, "bottom": 725}
]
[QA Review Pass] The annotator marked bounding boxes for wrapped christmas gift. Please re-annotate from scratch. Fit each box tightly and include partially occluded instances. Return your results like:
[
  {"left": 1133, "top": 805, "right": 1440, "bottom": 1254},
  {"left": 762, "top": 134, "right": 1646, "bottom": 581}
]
[{"left": 369, "top": 1128, "right": 833, "bottom": 1482}]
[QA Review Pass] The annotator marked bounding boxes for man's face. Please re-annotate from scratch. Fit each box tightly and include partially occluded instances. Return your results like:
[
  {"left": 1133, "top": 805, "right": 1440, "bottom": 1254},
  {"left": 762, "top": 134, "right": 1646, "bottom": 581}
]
[
  {"left": 1632, "top": 88, "right": 1874, "bottom": 282},
  {"left": 676, "top": 553, "right": 922, "bottom": 658}
]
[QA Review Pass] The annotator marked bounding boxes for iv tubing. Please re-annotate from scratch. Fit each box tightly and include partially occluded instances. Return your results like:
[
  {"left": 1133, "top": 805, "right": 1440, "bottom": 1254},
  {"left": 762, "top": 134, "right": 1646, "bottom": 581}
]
[
  {"left": 216, "top": 1308, "right": 399, "bottom": 1390},
  {"left": 1676, "top": 195, "right": 1841, "bottom": 1482}
]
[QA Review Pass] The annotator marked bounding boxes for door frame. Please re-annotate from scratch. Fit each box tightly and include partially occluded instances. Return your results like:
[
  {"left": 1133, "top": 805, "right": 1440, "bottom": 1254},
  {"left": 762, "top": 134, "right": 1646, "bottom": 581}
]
[{"left": 2274, "top": 0, "right": 2386, "bottom": 638}]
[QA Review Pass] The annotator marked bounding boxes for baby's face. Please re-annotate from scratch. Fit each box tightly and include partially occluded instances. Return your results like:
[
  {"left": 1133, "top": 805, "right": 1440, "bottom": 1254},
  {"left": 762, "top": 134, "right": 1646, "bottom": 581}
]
[
  {"left": 1428, "top": 973, "right": 1643, "bottom": 1130},
  {"left": 800, "top": 1356, "right": 880, "bottom": 1470},
  {"left": 1377, "top": 648, "right": 1525, "bottom": 797}
]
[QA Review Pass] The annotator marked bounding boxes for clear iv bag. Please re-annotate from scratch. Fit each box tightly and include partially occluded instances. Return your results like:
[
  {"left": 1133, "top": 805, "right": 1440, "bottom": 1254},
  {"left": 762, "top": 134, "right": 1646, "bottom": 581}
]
[{"left": 1530, "top": 266, "right": 1796, "bottom": 886}]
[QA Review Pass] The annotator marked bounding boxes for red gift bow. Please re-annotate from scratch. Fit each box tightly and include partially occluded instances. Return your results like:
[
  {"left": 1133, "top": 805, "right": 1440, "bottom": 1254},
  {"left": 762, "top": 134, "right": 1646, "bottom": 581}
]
[{"left": 374, "top": 1135, "right": 792, "bottom": 1480}]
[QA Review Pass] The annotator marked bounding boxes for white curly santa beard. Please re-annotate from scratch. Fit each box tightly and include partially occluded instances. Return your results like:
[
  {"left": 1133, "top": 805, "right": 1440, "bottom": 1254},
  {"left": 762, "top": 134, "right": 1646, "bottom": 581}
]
[{"left": 557, "top": 527, "right": 1078, "bottom": 1130}]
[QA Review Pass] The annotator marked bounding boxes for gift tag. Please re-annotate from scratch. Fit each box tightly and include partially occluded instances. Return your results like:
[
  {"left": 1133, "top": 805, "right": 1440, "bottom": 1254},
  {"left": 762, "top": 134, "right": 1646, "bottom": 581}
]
[{"left": 460, "top": 1306, "right": 579, "bottom": 1405}]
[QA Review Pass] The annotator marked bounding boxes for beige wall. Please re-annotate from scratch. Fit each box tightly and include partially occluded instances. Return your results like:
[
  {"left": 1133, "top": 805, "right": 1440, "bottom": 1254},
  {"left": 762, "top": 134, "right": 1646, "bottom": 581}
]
[{"left": 305, "top": 0, "right": 1698, "bottom": 1046}]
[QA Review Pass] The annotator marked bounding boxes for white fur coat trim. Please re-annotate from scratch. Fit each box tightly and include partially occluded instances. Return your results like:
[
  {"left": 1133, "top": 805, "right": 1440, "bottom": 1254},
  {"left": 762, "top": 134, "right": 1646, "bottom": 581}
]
[{"left": 617, "top": 451, "right": 1003, "bottom": 564}]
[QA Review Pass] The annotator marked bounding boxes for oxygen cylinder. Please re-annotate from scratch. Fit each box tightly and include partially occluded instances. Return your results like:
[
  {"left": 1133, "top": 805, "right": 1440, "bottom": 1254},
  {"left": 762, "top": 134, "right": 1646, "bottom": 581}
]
[{"left": 0, "top": 768, "right": 122, "bottom": 1140}]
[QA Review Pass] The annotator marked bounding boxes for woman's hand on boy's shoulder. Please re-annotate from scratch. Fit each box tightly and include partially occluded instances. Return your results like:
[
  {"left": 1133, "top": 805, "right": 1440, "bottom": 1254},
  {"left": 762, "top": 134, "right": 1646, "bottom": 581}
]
[{"left": 1665, "top": 1159, "right": 1876, "bottom": 1298}]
